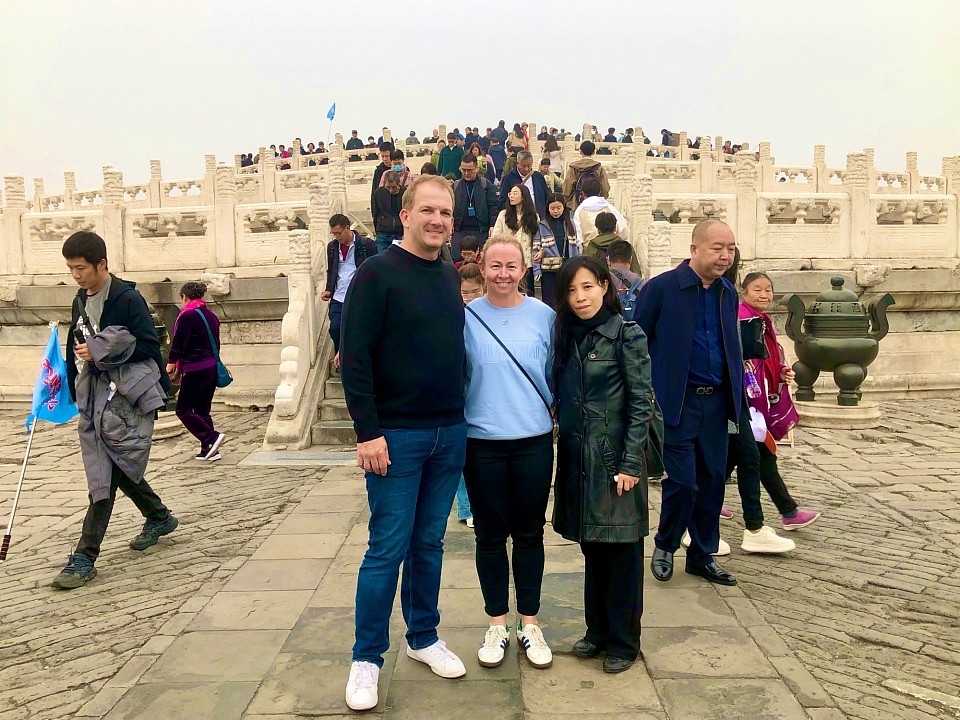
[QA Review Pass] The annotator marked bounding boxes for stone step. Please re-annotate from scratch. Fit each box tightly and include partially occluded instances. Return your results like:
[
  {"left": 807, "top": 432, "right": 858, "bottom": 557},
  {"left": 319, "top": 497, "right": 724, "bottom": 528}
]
[
  {"left": 311, "top": 420, "right": 356, "bottom": 445},
  {"left": 324, "top": 378, "right": 344, "bottom": 399},
  {"left": 320, "top": 399, "right": 351, "bottom": 421}
]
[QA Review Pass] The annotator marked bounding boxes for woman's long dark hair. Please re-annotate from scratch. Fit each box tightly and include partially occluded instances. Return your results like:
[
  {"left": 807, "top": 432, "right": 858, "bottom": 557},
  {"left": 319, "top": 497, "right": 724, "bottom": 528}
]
[
  {"left": 512, "top": 122, "right": 523, "bottom": 135},
  {"left": 505, "top": 183, "right": 540, "bottom": 238},
  {"left": 543, "top": 135, "right": 560, "bottom": 153},
  {"left": 550, "top": 256, "right": 622, "bottom": 394},
  {"left": 545, "top": 192, "right": 575, "bottom": 238}
]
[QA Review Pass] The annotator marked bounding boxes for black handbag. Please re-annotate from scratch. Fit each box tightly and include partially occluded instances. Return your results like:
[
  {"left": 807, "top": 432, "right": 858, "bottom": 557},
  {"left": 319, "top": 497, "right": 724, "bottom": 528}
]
[{"left": 739, "top": 317, "right": 770, "bottom": 360}]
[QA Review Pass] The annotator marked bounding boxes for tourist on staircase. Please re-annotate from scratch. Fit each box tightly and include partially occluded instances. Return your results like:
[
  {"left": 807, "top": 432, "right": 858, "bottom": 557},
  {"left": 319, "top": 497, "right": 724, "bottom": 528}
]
[
  {"left": 562, "top": 140, "right": 610, "bottom": 211},
  {"left": 534, "top": 192, "right": 580, "bottom": 310},
  {"left": 371, "top": 171, "right": 405, "bottom": 254},
  {"left": 463, "top": 235, "right": 556, "bottom": 672},
  {"left": 451, "top": 153, "right": 498, "bottom": 262}
]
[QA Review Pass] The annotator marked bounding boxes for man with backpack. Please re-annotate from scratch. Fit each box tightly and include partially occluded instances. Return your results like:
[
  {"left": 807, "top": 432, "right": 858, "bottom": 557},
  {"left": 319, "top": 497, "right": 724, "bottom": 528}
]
[
  {"left": 452, "top": 154, "right": 499, "bottom": 261},
  {"left": 562, "top": 140, "right": 610, "bottom": 211},
  {"left": 606, "top": 239, "right": 644, "bottom": 319}
]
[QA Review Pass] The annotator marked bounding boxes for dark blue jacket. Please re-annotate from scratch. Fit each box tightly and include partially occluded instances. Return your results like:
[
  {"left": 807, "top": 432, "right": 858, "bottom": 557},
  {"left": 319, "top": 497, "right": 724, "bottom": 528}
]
[
  {"left": 498, "top": 169, "right": 549, "bottom": 220},
  {"left": 632, "top": 261, "right": 743, "bottom": 427}
]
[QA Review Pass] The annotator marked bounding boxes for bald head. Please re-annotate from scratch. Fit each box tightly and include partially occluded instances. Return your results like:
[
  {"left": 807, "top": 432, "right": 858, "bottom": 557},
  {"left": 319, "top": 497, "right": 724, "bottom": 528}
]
[{"left": 689, "top": 219, "right": 736, "bottom": 286}]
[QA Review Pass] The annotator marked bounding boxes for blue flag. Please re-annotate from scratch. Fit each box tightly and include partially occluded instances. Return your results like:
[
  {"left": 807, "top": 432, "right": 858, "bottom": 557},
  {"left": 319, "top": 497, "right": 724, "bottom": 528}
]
[
  {"left": 326, "top": 102, "right": 336, "bottom": 121},
  {"left": 26, "top": 325, "right": 78, "bottom": 431}
]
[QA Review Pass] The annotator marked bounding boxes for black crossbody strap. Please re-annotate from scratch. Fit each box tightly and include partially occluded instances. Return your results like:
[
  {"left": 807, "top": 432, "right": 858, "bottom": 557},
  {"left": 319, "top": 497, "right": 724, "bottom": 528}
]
[{"left": 466, "top": 305, "right": 552, "bottom": 414}]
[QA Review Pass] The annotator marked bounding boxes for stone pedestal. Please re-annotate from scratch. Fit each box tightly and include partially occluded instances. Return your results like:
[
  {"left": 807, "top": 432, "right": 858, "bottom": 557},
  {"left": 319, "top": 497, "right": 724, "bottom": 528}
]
[
  {"left": 154, "top": 411, "right": 186, "bottom": 440},
  {"left": 795, "top": 399, "right": 881, "bottom": 429}
]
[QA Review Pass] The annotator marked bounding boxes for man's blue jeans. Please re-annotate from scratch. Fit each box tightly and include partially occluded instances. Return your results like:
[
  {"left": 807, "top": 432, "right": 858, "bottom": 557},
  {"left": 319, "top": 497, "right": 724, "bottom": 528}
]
[
  {"left": 375, "top": 233, "right": 401, "bottom": 254},
  {"left": 352, "top": 422, "right": 467, "bottom": 667}
]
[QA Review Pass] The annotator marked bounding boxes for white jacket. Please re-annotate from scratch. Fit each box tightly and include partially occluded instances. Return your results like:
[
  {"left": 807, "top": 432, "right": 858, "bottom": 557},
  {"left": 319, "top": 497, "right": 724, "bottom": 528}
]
[{"left": 573, "top": 196, "right": 629, "bottom": 246}]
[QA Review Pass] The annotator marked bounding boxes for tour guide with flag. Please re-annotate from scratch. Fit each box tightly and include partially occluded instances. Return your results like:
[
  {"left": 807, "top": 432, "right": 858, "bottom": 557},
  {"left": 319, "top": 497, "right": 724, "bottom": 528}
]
[
  {"left": 1, "top": 324, "right": 79, "bottom": 561},
  {"left": 48, "top": 231, "right": 178, "bottom": 590}
]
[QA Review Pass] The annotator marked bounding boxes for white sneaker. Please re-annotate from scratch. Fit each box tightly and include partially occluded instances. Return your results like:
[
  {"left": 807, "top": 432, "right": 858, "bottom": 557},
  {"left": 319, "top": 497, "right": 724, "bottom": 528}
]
[
  {"left": 406, "top": 639, "right": 466, "bottom": 678},
  {"left": 681, "top": 530, "right": 731, "bottom": 556},
  {"left": 741, "top": 526, "right": 796, "bottom": 554},
  {"left": 478, "top": 624, "right": 510, "bottom": 668},
  {"left": 517, "top": 622, "right": 553, "bottom": 668},
  {"left": 345, "top": 661, "right": 379, "bottom": 711},
  {"left": 466, "top": 517, "right": 474, "bottom": 529}
]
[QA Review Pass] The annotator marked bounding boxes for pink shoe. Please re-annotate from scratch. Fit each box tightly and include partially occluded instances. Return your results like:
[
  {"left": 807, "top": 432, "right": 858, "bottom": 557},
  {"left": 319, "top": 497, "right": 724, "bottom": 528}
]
[
  {"left": 719, "top": 508, "right": 734, "bottom": 520},
  {"left": 782, "top": 509, "right": 821, "bottom": 530}
]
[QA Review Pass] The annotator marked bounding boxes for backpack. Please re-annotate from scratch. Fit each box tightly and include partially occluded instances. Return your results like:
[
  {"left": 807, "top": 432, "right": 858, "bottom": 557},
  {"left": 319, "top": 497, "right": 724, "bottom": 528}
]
[
  {"left": 611, "top": 269, "right": 643, "bottom": 320},
  {"left": 574, "top": 164, "right": 600, "bottom": 205}
]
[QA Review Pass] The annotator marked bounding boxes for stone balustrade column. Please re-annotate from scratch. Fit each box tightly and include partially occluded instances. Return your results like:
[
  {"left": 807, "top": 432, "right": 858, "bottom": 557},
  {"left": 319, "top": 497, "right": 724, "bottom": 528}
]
[
  {"left": 149, "top": 160, "right": 162, "bottom": 208},
  {"left": 843, "top": 152, "right": 871, "bottom": 259},
  {"left": 944, "top": 156, "right": 960, "bottom": 258},
  {"left": 64, "top": 171, "right": 77, "bottom": 210},
  {"left": 438, "top": 125, "right": 447, "bottom": 142},
  {"left": 527, "top": 120, "right": 536, "bottom": 153},
  {"left": 906, "top": 151, "right": 919, "bottom": 193},
  {"left": 647, "top": 221, "right": 674, "bottom": 279},
  {"left": 274, "top": 229, "right": 316, "bottom": 418},
  {"left": 234, "top": 154, "right": 242, "bottom": 173},
  {"left": 308, "top": 181, "right": 331, "bottom": 280},
  {"left": 329, "top": 156, "right": 348, "bottom": 215},
  {"left": 813, "top": 145, "right": 827, "bottom": 192},
  {"left": 33, "top": 179, "right": 45, "bottom": 212},
  {"left": 630, "top": 173, "right": 656, "bottom": 277},
  {"left": 614, "top": 148, "right": 634, "bottom": 212},
  {"left": 292, "top": 139, "right": 302, "bottom": 171},
  {"left": 678, "top": 131, "right": 689, "bottom": 161},
  {"left": 733, "top": 151, "right": 758, "bottom": 260},
  {"left": 715, "top": 136, "right": 724, "bottom": 162},
  {"left": 699, "top": 136, "right": 715, "bottom": 193},
  {"left": 214, "top": 164, "right": 237, "bottom": 269},
  {"left": 582, "top": 124, "right": 591, "bottom": 145},
  {"left": 863, "top": 147, "right": 876, "bottom": 193},
  {"left": 759, "top": 142, "right": 773, "bottom": 191},
  {"left": 261, "top": 146, "right": 276, "bottom": 203},
  {"left": 334, "top": 133, "right": 344, "bottom": 158},
  {"left": 1, "top": 175, "right": 26, "bottom": 275},
  {"left": 101, "top": 165, "right": 125, "bottom": 272},
  {"left": 382, "top": 128, "right": 393, "bottom": 147},
  {"left": 202, "top": 154, "right": 216, "bottom": 205}
]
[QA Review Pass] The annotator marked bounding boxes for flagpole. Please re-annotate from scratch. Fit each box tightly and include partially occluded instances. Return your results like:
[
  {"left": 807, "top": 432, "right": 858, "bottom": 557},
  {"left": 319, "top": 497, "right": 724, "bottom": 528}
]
[
  {"left": 0, "top": 416, "right": 37, "bottom": 561},
  {"left": 327, "top": 119, "right": 333, "bottom": 147}
]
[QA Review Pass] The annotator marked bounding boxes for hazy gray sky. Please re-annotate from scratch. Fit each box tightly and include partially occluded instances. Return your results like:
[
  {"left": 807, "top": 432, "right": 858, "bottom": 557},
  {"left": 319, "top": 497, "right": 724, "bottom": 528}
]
[{"left": 2, "top": 0, "right": 958, "bottom": 191}]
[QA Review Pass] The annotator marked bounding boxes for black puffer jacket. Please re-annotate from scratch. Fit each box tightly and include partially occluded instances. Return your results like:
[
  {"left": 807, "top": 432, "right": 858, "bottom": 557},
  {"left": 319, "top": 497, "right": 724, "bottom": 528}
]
[{"left": 552, "top": 314, "right": 654, "bottom": 543}]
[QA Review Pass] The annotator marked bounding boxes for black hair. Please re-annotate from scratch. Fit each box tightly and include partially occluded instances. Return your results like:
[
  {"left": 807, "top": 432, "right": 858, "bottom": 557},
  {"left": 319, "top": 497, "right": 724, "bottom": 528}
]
[
  {"left": 458, "top": 261, "right": 483, "bottom": 282},
  {"left": 741, "top": 270, "right": 772, "bottom": 291},
  {"left": 460, "top": 152, "right": 478, "bottom": 166},
  {"left": 545, "top": 192, "right": 575, "bottom": 238},
  {"left": 723, "top": 246, "right": 742, "bottom": 284},
  {"left": 62, "top": 231, "right": 108, "bottom": 268},
  {"left": 607, "top": 127, "right": 616, "bottom": 134},
  {"left": 444, "top": 172, "right": 457, "bottom": 181},
  {"left": 460, "top": 235, "right": 482, "bottom": 253},
  {"left": 328, "top": 213, "right": 350, "bottom": 228},
  {"left": 607, "top": 239, "right": 634, "bottom": 264},
  {"left": 420, "top": 162, "right": 439, "bottom": 175},
  {"left": 378, "top": 142, "right": 394, "bottom": 152},
  {"left": 543, "top": 136, "right": 560, "bottom": 153},
  {"left": 389, "top": 149, "right": 405, "bottom": 162},
  {"left": 505, "top": 184, "right": 540, "bottom": 238},
  {"left": 580, "top": 178, "right": 602, "bottom": 198},
  {"left": 179, "top": 280, "right": 207, "bottom": 300},
  {"left": 513, "top": 123, "right": 523, "bottom": 134},
  {"left": 595, "top": 211, "right": 617, "bottom": 234},
  {"left": 551, "top": 255, "right": 622, "bottom": 393},
  {"left": 579, "top": 140, "right": 596, "bottom": 156}
]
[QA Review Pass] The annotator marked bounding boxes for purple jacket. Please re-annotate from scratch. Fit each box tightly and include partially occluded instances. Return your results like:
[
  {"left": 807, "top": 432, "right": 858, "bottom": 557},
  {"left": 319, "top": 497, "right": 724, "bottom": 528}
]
[{"left": 169, "top": 305, "right": 220, "bottom": 372}]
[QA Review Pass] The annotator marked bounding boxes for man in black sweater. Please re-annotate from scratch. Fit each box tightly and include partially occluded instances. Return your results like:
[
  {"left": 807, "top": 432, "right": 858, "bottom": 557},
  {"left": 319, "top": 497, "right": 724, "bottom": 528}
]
[{"left": 340, "top": 175, "right": 468, "bottom": 710}]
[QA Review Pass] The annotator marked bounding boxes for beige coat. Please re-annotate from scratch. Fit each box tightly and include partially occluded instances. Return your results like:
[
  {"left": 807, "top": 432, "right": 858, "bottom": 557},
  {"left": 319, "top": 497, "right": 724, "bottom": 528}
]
[{"left": 492, "top": 210, "right": 540, "bottom": 265}]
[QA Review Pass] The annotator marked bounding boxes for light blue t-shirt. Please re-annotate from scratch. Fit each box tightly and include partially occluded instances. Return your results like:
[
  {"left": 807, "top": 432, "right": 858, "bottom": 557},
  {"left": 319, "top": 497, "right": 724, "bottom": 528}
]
[{"left": 464, "top": 296, "right": 555, "bottom": 440}]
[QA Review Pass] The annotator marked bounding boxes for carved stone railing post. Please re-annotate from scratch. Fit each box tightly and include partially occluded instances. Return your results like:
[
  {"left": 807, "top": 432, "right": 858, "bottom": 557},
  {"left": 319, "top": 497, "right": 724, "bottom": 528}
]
[
  {"left": 438, "top": 124, "right": 447, "bottom": 142},
  {"left": 202, "top": 154, "right": 216, "bottom": 206},
  {"left": 234, "top": 154, "right": 242, "bottom": 173},
  {"left": 148, "top": 160, "right": 162, "bottom": 208},
  {"left": 33, "top": 179, "right": 45, "bottom": 211},
  {"left": 214, "top": 164, "right": 237, "bottom": 269},
  {"left": 678, "top": 131, "right": 689, "bottom": 161},
  {"left": 734, "top": 151, "right": 758, "bottom": 260},
  {"left": 101, "top": 165, "right": 125, "bottom": 271},
  {"left": 863, "top": 147, "right": 876, "bottom": 193},
  {"left": 944, "top": 155, "right": 960, "bottom": 198},
  {"left": 382, "top": 128, "right": 393, "bottom": 147},
  {"left": 631, "top": 173, "right": 656, "bottom": 277},
  {"left": 759, "top": 141, "right": 774, "bottom": 191},
  {"left": 714, "top": 136, "right": 724, "bottom": 162},
  {"left": 2, "top": 175, "right": 26, "bottom": 275},
  {"left": 906, "top": 151, "right": 919, "bottom": 194},
  {"left": 273, "top": 230, "right": 318, "bottom": 418},
  {"left": 699, "top": 136, "right": 715, "bottom": 193},
  {"left": 292, "top": 139, "right": 303, "bottom": 171},
  {"left": 261, "top": 146, "right": 276, "bottom": 203},
  {"left": 647, "top": 221, "right": 674, "bottom": 279},
  {"left": 614, "top": 148, "right": 634, "bottom": 211},
  {"left": 333, "top": 133, "right": 344, "bottom": 158},
  {"left": 308, "top": 181, "right": 331, "bottom": 280},
  {"left": 64, "top": 171, "right": 77, "bottom": 210},
  {"left": 843, "top": 152, "right": 871, "bottom": 258},
  {"left": 329, "top": 156, "right": 348, "bottom": 215},
  {"left": 528, "top": 119, "right": 536, "bottom": 153},
  {"left": 813, "top": 145, "right": 827, "bottom": 192},
  {"left": 582, "top": 123, "right": 591, "bottom": 145}
]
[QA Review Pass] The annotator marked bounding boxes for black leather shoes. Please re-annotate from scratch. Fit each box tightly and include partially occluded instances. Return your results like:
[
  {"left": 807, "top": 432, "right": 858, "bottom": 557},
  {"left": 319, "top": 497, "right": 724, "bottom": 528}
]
[
  {"left": 651, "top": 547, "right": 674, "bottom": 581},
  {"left": 685, "top": 561, "right": 737, "bottom": 586},
  {"left": 572, "top": 638, "right": 603, "bottom": 658},
  {"left": 603, "top": 655, "right": 634, "bottom": 673}
]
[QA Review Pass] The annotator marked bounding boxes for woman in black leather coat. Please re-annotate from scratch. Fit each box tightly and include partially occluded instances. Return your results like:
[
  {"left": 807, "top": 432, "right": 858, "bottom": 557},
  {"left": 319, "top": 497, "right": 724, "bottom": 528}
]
[{"left": 551, "top": 255, "right": 655, "bottom": 673}]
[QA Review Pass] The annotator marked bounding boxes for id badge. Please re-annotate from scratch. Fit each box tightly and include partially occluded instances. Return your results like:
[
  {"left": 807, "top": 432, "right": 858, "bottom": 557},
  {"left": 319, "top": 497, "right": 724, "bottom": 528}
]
[{"left": 467, "top": 205, "right": 477, "bottom": 218}]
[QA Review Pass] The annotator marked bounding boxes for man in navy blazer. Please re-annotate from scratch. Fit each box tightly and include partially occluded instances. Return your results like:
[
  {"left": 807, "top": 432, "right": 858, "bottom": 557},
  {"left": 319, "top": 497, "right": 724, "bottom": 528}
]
[{"left": 633, "top": 219, "right": 743, "bottom": 586}]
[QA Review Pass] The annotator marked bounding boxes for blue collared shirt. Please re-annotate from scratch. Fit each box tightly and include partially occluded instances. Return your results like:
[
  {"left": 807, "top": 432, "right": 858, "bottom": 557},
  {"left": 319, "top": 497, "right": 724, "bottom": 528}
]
[{"left": 688, "top": 273, "right": 725, "bottom": 386}]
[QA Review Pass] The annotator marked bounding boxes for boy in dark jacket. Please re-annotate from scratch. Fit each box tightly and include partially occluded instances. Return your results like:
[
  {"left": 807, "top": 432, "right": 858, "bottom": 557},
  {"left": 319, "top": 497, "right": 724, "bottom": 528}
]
[{"left": 54, "top": 232, "right": 177, "bottom": 590}]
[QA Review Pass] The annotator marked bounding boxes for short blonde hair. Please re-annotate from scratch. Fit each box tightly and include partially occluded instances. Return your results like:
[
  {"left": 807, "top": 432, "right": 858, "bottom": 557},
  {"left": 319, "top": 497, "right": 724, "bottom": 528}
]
[
  {"left": 481, "top": 234, "right": 527, "bottom": 268},
  {"left": 402, "top": 174, "right": 454, "bottom": 212}
]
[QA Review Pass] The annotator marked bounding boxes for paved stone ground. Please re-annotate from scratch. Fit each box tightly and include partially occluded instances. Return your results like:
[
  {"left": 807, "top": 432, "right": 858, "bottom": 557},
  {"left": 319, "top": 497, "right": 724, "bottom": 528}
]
[{"left": 0, "top": 401, "right": 958, "bottom": 719}]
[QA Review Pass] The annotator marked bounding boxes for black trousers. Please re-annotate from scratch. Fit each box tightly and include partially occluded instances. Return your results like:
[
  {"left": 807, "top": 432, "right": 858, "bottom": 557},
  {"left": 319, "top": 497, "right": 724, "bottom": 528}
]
[
  {"left": 75, "top": 463, "right": 169, "bottom": 562},
  {"left": 727, "top": 406, "right": 797, "bottom": 529},
  {"left": 463, "top": 432, "right": 553, "bottom": 617},
  {"left": 582, "top": 540, "right": 644, "bottom": 661},
  {"left": 539, "top": 272, "right": 558, "bottom": 310}
]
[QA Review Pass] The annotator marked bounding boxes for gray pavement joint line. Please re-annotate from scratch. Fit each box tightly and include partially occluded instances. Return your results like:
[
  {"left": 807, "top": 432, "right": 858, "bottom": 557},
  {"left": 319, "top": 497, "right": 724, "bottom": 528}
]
[{"left": 881, "top": 679, "right": 960, "bottom": 716}]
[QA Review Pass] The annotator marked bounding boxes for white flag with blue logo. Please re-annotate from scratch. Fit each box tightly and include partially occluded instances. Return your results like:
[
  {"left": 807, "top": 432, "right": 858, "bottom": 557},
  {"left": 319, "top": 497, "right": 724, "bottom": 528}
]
[{"left": 26, "top": 325, "right": 78, "bottom": 431}]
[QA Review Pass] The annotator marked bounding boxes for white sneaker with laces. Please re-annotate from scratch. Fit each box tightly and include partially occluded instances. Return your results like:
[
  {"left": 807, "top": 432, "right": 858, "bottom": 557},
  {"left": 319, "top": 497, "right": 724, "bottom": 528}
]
[
  {"left": 345, "top": 660, "right": 379, "bottom": 711},
  {"left": 478, "top": 624, "right": 510, "bottom": 667},
  {"left": 681, "top": 529, "right": 731, "bottom": 556},
  {"left": 466, "top": 517, "right": 474, "bottom": 529},
  {"left": 741, "top": 526, "right": 796, "bottom": 554},
  {"left": 517, "top": 622, "right": 552, "bottom": 668},
  {"left": 406, "top": 639, "right": 466, "bottom": 678}
]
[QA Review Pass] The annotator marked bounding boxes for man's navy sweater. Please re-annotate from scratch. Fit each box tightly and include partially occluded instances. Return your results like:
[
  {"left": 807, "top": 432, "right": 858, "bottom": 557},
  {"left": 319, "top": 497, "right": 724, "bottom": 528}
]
[{"left": 340, "top": 244, "right": 466, "bottom": 442}]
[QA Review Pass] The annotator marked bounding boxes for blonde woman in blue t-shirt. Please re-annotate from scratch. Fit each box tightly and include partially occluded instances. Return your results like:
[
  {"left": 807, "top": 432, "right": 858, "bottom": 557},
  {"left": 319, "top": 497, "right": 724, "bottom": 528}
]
[{"left": 463, "top": 234, "right": 555, "bottom": 672}]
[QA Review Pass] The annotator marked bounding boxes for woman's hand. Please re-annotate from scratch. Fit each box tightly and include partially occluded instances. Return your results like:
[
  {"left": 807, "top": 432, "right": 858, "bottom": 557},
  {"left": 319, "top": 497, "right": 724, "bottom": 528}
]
[
  {"left": 781, "top": 366, "right": 796, "bottom": 383},
  {"left": 616, "top": 473, "right": 640, "bottom": 497},
  {"left": 533, "top": 250, "right": 543, "bottom": 262}
]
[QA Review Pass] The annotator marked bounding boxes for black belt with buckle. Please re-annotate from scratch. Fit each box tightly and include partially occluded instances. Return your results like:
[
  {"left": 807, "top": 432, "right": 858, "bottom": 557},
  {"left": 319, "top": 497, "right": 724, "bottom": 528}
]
[{"left": 692, "top": 385, "right": 717, "bottom": 395}]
